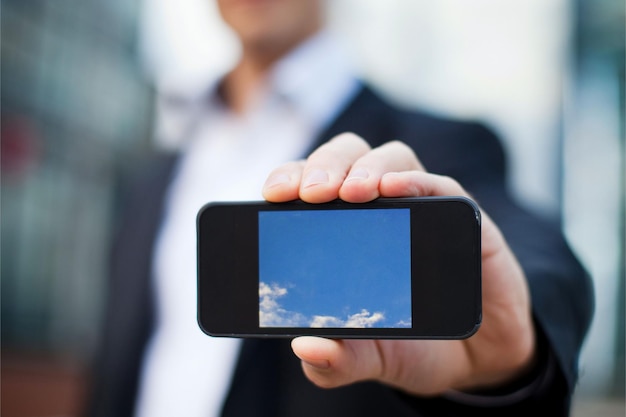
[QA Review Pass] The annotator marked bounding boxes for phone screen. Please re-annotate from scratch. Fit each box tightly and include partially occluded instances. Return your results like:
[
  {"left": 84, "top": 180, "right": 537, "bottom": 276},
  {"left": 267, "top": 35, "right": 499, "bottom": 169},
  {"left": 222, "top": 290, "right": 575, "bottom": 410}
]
[{"left": 258, "top": 209, "right": 411, "bottom": 329}]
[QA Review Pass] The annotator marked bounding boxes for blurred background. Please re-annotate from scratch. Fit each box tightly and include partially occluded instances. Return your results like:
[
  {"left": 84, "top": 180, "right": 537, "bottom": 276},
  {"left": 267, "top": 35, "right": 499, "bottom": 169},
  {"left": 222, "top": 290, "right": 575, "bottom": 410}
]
[{"left": 1, "top": 0, "right": 624, "bottom": 416}]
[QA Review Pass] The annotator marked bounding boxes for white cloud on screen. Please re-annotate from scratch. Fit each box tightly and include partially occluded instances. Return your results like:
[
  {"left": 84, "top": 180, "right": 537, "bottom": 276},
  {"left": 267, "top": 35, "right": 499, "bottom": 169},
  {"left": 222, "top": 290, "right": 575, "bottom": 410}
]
[
  {"left": 395, "top": 319, "right": 412, "bottom": 328},
  {"left": 309, "top": 315, "right": 344, "bottom": 328},
  {"left": 344, "top": 309, "right": 385, "bottom": 327},
  {"left": 259, "top": 282, "right": 306, "bottom": 327},
  {"left": 311, "top": 309, "right": 385, "bottom": 328},
  {"left": 259, "top": 282, "right": 386, "bottom": 328}
]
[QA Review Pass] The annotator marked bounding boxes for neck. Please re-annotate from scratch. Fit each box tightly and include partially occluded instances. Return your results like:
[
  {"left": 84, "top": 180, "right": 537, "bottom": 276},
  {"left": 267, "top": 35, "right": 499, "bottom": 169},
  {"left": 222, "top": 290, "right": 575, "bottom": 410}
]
[
  {"left": 221, "top": 52, "right": 273, "bottom": 115},
  {"left": 222, "top": 28, "right": 320, "bottom": 114}
]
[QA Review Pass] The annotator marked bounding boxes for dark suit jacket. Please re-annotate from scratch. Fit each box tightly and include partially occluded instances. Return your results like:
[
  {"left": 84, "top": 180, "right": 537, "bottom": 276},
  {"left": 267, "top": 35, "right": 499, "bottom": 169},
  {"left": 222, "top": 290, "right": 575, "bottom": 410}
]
[{"left": 87, "top": 86, "right": 593, "bottom": 417}]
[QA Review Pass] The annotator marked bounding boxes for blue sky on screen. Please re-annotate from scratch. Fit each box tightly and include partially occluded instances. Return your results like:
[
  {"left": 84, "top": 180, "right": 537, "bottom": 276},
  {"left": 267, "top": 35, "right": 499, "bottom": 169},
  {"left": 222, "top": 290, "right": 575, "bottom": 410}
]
[{"left": 259, "top": 208, "right": 411, "bottom": 328}]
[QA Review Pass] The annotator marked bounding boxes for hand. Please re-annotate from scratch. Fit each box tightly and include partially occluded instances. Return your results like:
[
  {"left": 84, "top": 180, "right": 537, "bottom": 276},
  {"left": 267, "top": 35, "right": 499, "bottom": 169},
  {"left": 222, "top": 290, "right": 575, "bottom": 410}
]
[{"left": 262, "top": 133, "right": 536, "bottom": 396}]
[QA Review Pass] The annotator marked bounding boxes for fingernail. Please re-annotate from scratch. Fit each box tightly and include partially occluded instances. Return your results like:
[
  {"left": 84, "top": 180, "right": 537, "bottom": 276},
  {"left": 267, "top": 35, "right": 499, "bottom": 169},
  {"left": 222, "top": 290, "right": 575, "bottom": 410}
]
[
  {"left": 302, "top": 169, "right": 329, "bottom": 188},
  {"left": 264, "top": 173, "right": 290, "bottom": 189},
  {"left": 301, "top": 358, "right": 331, "bottom": 370},
  {"left": 345, "top": 168, "right": 369, "bottom": 182}
]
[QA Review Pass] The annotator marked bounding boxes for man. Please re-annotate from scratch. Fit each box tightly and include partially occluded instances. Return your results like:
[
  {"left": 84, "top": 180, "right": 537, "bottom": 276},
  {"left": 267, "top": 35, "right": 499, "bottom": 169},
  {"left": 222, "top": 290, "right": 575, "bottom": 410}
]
[{"left": 87, "top": 0, "right": 593, "bottom": 416}]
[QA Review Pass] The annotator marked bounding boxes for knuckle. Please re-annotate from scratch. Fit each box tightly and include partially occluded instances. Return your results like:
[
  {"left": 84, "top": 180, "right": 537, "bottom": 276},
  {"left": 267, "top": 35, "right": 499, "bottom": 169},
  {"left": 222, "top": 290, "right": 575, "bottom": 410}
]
[
  {"left": 332, "top": 131, "right": 366, "bottom": 144},
  {"left": 333, "top": 132, "right": 371, "bottom": 153},
  {"left": 379, "top": 140, "right": 422, "bottom": 170},
  {"left": 438, "top": 175, "right": 463, "bottom": 193}
]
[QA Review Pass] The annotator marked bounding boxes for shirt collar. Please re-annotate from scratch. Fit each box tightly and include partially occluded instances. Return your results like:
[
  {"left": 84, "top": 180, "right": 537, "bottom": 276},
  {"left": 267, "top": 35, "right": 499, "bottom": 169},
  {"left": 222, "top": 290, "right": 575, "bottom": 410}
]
[
  {"left": 159, "top": 30, "right": 361, "bottom": 141},
  {"left": 266, "top": 30, "right": 360, "bottom": 130}
]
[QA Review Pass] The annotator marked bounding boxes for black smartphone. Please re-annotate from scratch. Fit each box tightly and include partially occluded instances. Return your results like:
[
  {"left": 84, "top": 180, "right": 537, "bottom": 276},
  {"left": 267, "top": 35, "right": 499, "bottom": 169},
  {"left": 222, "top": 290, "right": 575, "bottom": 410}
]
[{"left": 197, "top": 197, "right": 481, "bottom": 339}]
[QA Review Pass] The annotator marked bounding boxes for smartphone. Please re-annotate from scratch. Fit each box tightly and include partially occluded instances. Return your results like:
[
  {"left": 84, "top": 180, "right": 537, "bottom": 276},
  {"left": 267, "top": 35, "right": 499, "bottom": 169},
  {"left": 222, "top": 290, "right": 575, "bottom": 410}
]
[{"left": 197, "top": 197, "right": 481, "bottom": 339}]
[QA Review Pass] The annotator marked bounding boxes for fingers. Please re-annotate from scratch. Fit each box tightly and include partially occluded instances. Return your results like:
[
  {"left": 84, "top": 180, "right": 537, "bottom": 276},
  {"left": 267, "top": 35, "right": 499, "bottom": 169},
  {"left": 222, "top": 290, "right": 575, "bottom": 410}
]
[
  {"left": 261, "top": 160, "right": 306, "bottom": 202},
  {"left": 379, "top": 171, "right": 468, "bottom": 199},
  {"left": 379, "top": 171, "right": 506, "bottom": 257},
  {"left": 263, "top": 133, "right": 502, "bottom": 256},
  {"left": 291, "top": 337, "right": 383, "bottom": 389},
  {"left": 298, "top": 133, "right": 371, "bottom": 203},
  {"left": 263, "top": 133, "right": 424, "bottom": 203},
  {"left": 263, "top": 132, "right": 369, "bottom": 203},
  {"left": 339, "top": 141, "right": 423, "bottom": 202}
]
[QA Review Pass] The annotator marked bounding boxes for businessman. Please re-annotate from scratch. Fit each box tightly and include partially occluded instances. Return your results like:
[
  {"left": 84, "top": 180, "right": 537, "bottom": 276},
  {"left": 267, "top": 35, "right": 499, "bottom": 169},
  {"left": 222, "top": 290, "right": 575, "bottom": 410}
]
[{"left": 87, "top": 1, "right": 593, "bottom": 416}]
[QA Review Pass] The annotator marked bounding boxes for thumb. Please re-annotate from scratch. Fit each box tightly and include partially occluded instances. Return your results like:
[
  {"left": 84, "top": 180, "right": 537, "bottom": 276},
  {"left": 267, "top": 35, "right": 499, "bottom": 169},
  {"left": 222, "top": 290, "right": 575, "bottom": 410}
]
[{"left": 291, "top": 337, "right": 383, "bottom": 388}]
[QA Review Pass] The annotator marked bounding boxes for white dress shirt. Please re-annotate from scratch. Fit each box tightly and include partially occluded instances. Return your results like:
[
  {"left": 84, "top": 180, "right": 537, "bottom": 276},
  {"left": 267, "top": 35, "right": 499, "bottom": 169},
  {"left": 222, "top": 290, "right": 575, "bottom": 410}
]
[{"left": 134, "top": 30, "right": 360, "bottom": 417}]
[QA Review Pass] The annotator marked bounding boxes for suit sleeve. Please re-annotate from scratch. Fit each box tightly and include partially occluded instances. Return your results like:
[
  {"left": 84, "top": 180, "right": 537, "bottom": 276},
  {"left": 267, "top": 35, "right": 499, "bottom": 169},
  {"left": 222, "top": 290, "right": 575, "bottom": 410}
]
[{"left": 399, "top": 120, "right": 594, "bottom": 416}]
